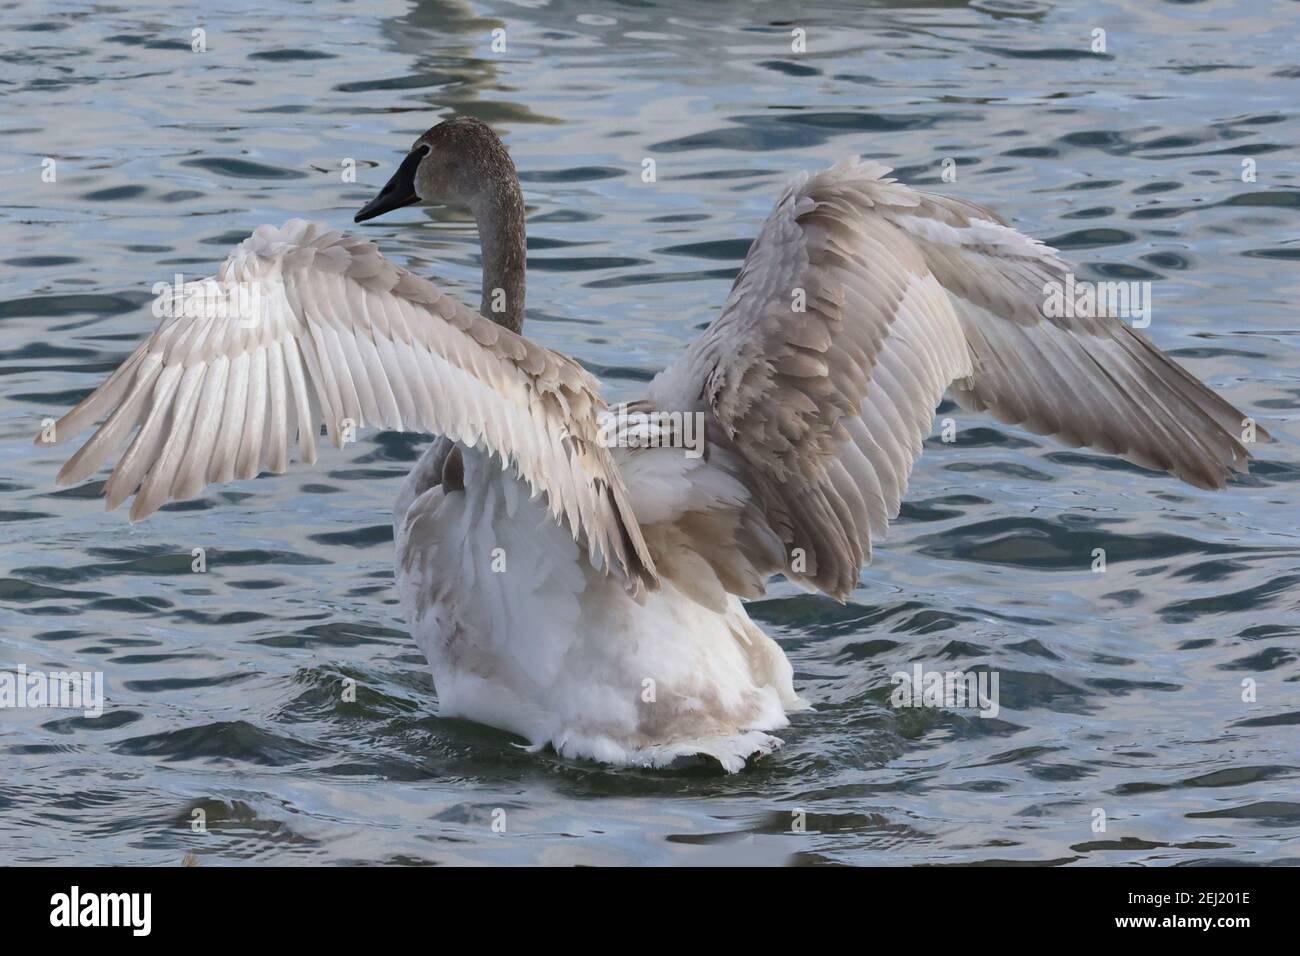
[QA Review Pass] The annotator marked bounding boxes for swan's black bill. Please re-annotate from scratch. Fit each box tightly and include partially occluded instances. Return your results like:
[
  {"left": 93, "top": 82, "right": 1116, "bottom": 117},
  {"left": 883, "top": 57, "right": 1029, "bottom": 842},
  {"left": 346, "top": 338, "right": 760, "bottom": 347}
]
[{"left": 354, "top": 147, "right": 426, "bottom": 223}]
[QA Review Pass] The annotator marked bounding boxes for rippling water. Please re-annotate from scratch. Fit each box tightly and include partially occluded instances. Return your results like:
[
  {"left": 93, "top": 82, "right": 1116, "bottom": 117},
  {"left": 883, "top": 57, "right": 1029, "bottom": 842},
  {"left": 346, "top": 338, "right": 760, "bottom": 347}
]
[{"left": 2, "top": 0, "right": 1298, "bottom": 865}]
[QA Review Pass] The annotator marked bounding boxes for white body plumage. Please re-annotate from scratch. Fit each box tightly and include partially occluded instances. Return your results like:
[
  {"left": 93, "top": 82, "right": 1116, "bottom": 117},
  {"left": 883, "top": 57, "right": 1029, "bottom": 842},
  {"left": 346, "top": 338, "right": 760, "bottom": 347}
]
[{"left": 395, "top": 443, "right": 801, "bottom": 770}]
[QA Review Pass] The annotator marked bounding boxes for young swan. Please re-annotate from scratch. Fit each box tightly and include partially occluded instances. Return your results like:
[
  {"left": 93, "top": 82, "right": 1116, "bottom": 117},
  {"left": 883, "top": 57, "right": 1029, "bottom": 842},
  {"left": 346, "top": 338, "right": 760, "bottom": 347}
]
[{"left": 42, "top": 116, "right": 1265, "bottom": 771}]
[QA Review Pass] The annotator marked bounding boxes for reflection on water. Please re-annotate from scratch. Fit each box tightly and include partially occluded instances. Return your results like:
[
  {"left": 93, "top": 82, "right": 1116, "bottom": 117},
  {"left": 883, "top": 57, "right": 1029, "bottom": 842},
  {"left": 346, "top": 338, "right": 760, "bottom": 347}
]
[{"left": 1, "top": 0, "right": 1298, "bottom": 865}]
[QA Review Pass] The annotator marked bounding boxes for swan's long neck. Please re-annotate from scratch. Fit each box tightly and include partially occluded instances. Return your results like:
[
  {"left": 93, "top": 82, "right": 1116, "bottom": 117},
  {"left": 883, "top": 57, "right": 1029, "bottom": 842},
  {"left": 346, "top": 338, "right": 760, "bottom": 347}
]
[{"left": 471, "top": 174, "right": 526, "bottom": 334}]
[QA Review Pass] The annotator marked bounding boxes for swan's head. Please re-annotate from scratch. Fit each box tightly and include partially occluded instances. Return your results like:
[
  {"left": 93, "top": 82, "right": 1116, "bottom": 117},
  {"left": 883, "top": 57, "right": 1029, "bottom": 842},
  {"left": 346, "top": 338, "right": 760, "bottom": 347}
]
[{"left": 354, "top": 116, "right": 514, "bottom": 223}]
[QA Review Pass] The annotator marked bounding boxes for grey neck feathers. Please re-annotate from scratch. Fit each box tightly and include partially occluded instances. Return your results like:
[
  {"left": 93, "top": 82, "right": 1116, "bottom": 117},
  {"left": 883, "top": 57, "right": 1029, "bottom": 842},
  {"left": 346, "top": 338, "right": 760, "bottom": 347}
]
[{"left": 472, "top": 175, "right": 526, "bottom": 334}]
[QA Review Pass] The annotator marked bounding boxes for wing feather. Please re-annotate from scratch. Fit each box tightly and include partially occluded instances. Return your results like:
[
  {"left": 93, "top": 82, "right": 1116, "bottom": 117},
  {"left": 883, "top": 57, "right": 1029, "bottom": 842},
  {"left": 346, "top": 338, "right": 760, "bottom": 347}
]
[
  {"left": 265, "top": 340, "right": 289, "bottom": 476},
  {"left": 40, "top": 219, "right": 656, "bottom": 594},
  {"left": 891, "top": 193, "right": 1261, "bottom": 487},
  {"left": 133, "top": 364, "right": 206, "bottom": 520},
  {"left": 104, "top": 363, "right": 184, "bottom": 510},
  {"left": 210, "top": 350, "right": 249, "bottom": 485},
  {"left": 174, "top": 353, "right": 229, "bottom": 500},
  {"left": 235, "top": 347, "right": 268, "bottom": 481},
  {"left": 648, "top": 159, "right": 1263, "bottom": 601},
  {"left": 281, "top": 338, "right": 316, "bottom": 466}
]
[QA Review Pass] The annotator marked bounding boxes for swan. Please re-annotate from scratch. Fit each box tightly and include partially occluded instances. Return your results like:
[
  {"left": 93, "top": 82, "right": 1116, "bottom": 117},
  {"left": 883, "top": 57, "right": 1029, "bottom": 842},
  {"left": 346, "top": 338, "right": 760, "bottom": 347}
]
[{"left": 39, "top": 116, "right": 1264, "bottom": 771}]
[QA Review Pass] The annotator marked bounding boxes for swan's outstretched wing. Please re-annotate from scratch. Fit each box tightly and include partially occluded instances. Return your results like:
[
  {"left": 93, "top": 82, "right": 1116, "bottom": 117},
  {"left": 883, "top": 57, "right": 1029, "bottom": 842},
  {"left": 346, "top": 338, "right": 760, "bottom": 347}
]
[
  {"left": 649, "top": 160, "right": 1260, "bottom": 600},
  {"left": 883, "top": 189, "right": 1260, "bottom": 485},
  {"left": 40, "top": 219, "right": 657, "bottom": 593}
]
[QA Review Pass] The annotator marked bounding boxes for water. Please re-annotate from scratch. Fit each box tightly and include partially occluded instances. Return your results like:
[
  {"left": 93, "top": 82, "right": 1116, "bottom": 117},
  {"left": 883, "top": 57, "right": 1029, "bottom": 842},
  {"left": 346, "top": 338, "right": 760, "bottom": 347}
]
[{"left": 1, "top": 0, "right": 1297, "bottom": 866}]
